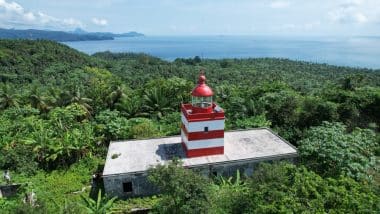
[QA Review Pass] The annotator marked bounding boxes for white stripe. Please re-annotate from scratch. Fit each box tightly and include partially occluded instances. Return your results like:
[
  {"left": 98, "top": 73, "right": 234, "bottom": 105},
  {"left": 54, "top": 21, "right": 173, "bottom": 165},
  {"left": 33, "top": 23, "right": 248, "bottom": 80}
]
[
  {"left": 186, "top": 138, "right": 224, "bottom": 150},
  {"left": 181, "top": 113, "right": 188, "bottom": 128},
  {"left": 182, "top": 132, "right": 224, "bottom": 149},
  {"left": 181, "top": 113, "right": 225, "bottom": 132},
  {"left": 181, "top": 130, "right": 187, "bottom": 143}
]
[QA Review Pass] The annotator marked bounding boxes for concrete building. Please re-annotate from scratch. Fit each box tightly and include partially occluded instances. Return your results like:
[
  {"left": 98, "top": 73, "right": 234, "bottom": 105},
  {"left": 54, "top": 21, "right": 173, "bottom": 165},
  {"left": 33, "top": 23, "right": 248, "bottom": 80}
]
[{"left": 102, "top": 73, "right": 298, "bottom": 198}]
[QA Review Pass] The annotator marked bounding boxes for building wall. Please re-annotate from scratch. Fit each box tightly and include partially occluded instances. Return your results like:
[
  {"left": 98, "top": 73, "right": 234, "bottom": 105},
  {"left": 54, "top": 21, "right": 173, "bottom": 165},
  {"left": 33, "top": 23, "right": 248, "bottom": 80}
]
[
  {"left": 181, "top": 131, "right": 224, "bottom": 149},
  {"left": 103, "top": 172, "right": 159, "bottom": 198},
  {"left": 181, "top": 113, "right": 224, "bottom": 132},
  {"left": 103, "top": 155, "right": 297, "bottom": 198}
]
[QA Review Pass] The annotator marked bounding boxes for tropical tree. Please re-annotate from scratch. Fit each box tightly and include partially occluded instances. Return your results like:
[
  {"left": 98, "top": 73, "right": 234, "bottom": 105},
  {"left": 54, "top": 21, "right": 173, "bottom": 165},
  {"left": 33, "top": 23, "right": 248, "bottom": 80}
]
[
  {"left": 106, "top": 86, "right": 127, "bottom": 109},
  {"left": 210, "top": 170, "right": 249, "bottom": 213},
  {"left": 70, "top": 88, "right": 93, "bottom": 118},
  {"left": 243, "top": 162, "right": 380, "bottom": 213},
  {"left": 29, "top": 85, "right": 51, "bottom": 113},
  {"left": 115, "top": 96, "right": 142, "bottom": 118},
  {"left": 148, "top": 160, "right": 211, "bottom": 214},
  {"left": 79, "top": 190, "right": 116, "bottom": 214},
  {"left": 0, "top": 84, "right": 20, "bottom": 109},
  {"left": 298, "top": 122, "right": 377, "bottom": 181},
  {"left": 142, "top": 87, "right": 173, "bottom": 120}
]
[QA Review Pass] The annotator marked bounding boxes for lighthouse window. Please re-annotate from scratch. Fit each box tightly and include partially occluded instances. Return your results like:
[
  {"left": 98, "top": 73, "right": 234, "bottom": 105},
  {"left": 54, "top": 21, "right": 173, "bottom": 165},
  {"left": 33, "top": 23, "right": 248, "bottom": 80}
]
[
  {"left": 192, "top": 96, "right": 212, "bottom": 108},
  {"left": 204, "top": 127, "right": 209, "bottom": 132},
  {"left": 123, "top": 182, "right": 133, "bottom": 193}
]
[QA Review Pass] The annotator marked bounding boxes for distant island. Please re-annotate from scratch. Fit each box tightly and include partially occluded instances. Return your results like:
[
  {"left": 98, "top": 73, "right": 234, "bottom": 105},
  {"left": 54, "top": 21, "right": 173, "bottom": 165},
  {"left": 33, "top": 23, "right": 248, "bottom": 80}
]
[
  {"left": 70, "top": 28, "right": 144, "bottom": 38},
  {"left": 0, "top": 28, "right": 144, "bottom": 42}
]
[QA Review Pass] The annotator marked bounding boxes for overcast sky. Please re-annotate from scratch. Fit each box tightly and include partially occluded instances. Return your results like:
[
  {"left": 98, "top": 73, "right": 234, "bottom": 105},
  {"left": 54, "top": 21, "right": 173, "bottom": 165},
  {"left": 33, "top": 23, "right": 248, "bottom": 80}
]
[{"left": 0, "top": 0, "right": 379, "bottom": 36}]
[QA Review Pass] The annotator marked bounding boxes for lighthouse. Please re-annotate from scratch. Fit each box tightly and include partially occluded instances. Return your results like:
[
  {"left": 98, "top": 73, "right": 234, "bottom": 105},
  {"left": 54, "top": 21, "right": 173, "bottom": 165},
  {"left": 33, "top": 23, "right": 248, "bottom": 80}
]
[
  {"left": 103, "top": 72, "right": 298, "bottom": 198},
  {"left": 180, "top": 72, "right": 225, "bottom": 158}
]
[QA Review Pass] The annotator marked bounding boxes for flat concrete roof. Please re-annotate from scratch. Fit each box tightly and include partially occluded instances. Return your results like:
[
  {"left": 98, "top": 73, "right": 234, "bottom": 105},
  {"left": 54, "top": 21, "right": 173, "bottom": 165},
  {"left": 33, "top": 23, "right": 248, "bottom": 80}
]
[{"left": 103, "top": 128, "right": 297, "bottom": 176}]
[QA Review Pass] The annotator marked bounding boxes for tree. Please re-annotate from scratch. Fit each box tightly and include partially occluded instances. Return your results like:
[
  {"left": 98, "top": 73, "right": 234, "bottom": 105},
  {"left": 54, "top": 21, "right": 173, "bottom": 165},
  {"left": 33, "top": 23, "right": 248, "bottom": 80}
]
[
  {"left": 0, "top": 84, "right": 19, "bottom": 109},
  {"left": 242, "top": 162, "right": 380, "bottom": 213},
  {"left": 79, "top": 190, "right": 116, "bottom": 214},
  {"left": 148, "top": 160, "right": 211, "bottom": 214},
  {"left": 29, "top": 85, "right": 52, "bottom": 113},
  {"left": 298, "top": 122, "right": 377, "bottom": 181},
  {"left": 106, "top": 86, "right": 127, "bottom": 109},
  {"left": 298, "top": 96, "right": 338, "bottom": 129},
  {"left": 115, "top": 96, "right": 142, "bottom": 118},
  {"left": 142, "top": 87, "right": 173, "bottom": 120},
  {"left": 259, "top": 90, "right": 300, "bottom": 127},
  {"left": 70, "top": 88, "right": 93, "bottom": 118},
  {"left": 95, "top": 110, "right": 131, "bottom": 141},
  {"left": 193, "top": 56, "right": 201, "bottom": 64}
]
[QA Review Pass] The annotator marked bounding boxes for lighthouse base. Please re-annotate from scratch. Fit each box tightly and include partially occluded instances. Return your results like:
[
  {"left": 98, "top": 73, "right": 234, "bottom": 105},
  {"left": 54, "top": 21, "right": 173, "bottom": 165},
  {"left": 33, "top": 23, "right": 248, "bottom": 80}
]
[
  {"left": 181, "top": 142, "right": 224, "bottom": 158},
  {"left": 103, "top": 128, "right": 298, "bottom": 198}
]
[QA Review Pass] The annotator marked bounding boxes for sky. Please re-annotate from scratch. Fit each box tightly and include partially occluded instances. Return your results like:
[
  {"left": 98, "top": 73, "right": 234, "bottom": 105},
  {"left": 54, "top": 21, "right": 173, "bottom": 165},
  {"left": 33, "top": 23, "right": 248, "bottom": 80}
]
[{"left": 0, "top": 0, "right": 380, "bottom": 36}]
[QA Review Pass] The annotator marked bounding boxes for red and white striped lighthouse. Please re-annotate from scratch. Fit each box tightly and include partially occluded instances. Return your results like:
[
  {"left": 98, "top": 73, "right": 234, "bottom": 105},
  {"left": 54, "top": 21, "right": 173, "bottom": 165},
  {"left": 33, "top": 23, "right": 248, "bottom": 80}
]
[{"left": 181, "top": 72, "right": 225, "bottom": 158}]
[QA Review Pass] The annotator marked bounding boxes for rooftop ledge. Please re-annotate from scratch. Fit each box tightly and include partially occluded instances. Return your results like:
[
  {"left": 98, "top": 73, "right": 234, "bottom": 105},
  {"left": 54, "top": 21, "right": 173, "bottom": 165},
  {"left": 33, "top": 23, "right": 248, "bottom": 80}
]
[
  {"left": 103, "top": 128, "right": 298, "bottom": 176},
  {"left": 181, "top": 103, "right": 225, "bottom": 122}
]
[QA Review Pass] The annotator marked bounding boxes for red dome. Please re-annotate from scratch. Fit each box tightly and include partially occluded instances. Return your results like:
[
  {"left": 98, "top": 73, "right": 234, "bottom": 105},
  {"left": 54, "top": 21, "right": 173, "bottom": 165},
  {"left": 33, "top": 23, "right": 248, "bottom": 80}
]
[{"left": 191, "top": 74, "right": 214, "bottom": 97}]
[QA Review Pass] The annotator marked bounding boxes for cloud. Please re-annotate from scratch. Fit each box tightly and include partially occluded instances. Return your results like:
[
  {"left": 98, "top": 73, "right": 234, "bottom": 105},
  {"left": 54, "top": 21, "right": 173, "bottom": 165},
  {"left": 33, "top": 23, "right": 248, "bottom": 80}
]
[
  {"left": 280, "top": 21, "right": 321, "bottom": 31},
  {"left": 0, "top": 0, "right": 83, "bottom": 29},
  {"left": 269, "top": 0, "right": 290, "bottom": 9},
  {"left": 328, "top": 2, "right": 368, "bottom": 24},
  {"left": 92, "top": 17, "right": 108, "bottom": 26}
]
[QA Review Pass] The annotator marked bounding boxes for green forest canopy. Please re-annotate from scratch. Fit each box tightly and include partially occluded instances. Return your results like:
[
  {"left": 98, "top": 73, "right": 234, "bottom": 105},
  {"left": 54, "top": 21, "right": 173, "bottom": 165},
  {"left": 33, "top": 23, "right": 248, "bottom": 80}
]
[{"left": 0, "top": 39, "right": 379, "bottom": 213}]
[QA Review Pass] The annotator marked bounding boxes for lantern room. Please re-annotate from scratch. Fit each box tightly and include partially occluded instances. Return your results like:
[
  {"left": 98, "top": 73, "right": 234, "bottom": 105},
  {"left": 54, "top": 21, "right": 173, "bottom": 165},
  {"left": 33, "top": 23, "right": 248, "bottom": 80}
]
[
  {"left": 181, "top": 72, "right": 225, "bottom": 158},
  {"left": 191, "top": 74, "right": 214, "bottom": 113}
]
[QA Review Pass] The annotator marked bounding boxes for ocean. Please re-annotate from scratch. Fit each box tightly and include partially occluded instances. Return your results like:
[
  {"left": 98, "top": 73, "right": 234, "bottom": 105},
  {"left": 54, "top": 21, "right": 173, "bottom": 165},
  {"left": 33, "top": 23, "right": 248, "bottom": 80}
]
[{"left": 63, "top": 36, "right": 380, "bottom": 69}]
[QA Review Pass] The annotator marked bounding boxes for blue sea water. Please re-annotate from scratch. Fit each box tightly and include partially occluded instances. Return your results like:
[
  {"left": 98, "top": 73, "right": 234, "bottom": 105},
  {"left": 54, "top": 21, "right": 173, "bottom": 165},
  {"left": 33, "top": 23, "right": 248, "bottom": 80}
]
[{"left": 63, "top": 36, "right": 380, "bottom": 69}]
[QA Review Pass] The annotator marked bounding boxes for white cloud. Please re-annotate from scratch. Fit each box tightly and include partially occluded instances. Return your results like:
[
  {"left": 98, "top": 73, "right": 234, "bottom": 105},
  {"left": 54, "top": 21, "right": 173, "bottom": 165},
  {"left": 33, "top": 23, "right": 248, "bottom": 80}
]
[
  {"left": 0, "top": 0, "right": 83, "bottom": 29},
  {"left": 63, "top": 18, "right": 82, "bottom": 26},
  {"left": 269, "top": 0, "right": 290, "bottom": 9},
  {"left": 0, "top": 0, "right": 23, "bottom": 14},
  {"left": 280, "top": 21, "right": 321, "bottom": 31},
  {"left": 328, "top": 2, "right": 368, "bottom": 24},
  {"left": 92, "top": 17, "right": 108, "bottom": 26}
]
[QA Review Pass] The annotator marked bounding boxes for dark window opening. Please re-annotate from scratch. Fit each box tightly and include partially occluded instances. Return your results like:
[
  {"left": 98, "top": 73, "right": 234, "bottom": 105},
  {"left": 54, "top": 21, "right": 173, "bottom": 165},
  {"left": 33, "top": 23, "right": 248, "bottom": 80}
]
[
  {"left": 123, "top": 182, "right": 133, "bottom": 193},
  {"left": 204, "top": 127, "right": 209, "bottom": 132},
  {"left": 212, "top": 171, "right": 218, "bottom": 177}
]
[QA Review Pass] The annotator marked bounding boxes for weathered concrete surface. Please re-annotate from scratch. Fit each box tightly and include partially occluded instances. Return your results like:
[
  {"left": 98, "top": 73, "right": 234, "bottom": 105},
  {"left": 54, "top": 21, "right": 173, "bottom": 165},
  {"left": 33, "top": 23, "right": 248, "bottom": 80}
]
[
  {"left": 103, "top": 128, "right": 297, "bottom": 176},
  {"left": 103, "top": 128, "right": 297, "bottom": 198}
]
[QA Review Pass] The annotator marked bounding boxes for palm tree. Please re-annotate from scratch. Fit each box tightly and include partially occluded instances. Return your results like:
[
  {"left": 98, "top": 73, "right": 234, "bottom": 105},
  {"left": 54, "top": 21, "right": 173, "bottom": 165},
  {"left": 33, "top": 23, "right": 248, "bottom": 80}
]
[
  {"left": 142, "top": 87, "right": 173, "bottom": 120},
  {"left": 70, "top": 88, "right": 93, "bottom": 117},
  {"left": 115, "top": 96, "right": 142, "bottom": 118},
  {"left": 0, "top": 84, "right": 20, "bottom": 109},
  {"left": 79, "top": 190, "right": 116, "bottom": 214},
  {"left": 29, "top": 86, "right": 51, "bottom": 113},
  {"left": 106, "top": 86, "right": 127, "bottom": 109}
]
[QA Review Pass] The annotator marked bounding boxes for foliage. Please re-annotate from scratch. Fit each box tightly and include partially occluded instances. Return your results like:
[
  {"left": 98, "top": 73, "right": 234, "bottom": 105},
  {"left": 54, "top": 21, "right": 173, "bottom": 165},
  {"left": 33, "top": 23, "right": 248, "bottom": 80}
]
[
  {"left": 129, "top": 118, "right": 160, "bottom": 139},
  {"left": 111, "top": 196, "right": 160, "bottom": 213},
  {"left": 241, "top": 162, "right": 380, "bottom": 213},
  {"left": 0, "top": 39, "right": 379, "bottom": 213},
  {"left": 79, "top": 190, "right": 117, "bottom": 214},
  {"left": 148, "top": 160, "right": 211, "bottom": 213},
  {"left": 299, "top": 122, "right": 377, "bottom": 181},
  {"left": 210, "top": 170, "right": 250, "bottom": 214}
]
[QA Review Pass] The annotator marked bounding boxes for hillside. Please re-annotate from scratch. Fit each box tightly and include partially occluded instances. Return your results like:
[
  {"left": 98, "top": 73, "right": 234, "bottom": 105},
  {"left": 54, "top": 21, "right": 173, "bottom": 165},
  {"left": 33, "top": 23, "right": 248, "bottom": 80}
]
[
  {"left": 0, "top": 40, "right": 379, "bottom": 213},
  {"left": 0, "top": 28, "right": 115, "bottom": 42},
  {"left": 71, "top": 28, "right": 145, "bottom": 37},
  {"left": 0, "top": 39, "right": 94, "bottom": 83}
]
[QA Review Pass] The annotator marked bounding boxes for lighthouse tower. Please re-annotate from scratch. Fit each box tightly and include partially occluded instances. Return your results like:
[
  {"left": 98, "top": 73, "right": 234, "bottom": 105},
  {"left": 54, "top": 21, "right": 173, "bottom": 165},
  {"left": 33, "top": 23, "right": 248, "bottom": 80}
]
[{"left": 181, "top": 72, "right": 225, "bottom": 158}]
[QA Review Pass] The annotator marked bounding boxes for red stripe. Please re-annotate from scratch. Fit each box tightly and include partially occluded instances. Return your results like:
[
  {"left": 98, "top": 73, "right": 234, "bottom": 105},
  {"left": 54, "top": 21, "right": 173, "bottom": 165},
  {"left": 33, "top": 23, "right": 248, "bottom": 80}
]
[
  {"left": 181, "top": 142, "right": 224, "bottom": 157},
  {"left": 181, "top": 124, "right": 224, "bottom": 141},
  {"left": 181, "top": 104, "right": 225, "bottom": 122}
]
